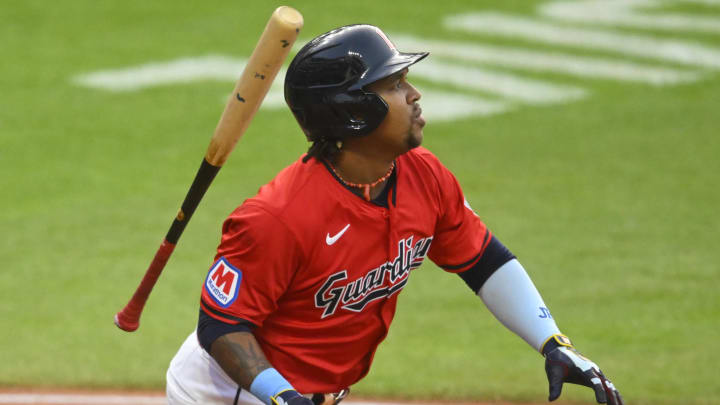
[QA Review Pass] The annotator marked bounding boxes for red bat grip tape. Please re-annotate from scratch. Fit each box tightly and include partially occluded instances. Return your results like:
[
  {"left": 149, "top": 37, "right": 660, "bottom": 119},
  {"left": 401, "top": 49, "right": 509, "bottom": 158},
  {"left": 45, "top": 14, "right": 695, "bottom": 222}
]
[
  {"left": 114, "top": 159, "right": 220, "bottom": 332},
  {"left": 114, "top": 239, "right": 176, "bottom": 331}
]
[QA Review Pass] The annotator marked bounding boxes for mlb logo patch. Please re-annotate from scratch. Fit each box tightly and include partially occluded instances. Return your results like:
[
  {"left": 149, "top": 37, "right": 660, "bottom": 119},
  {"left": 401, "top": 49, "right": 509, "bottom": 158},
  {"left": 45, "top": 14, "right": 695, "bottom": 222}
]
[{"left": 204, "top": 257, "right": 241, "bottom": 308}]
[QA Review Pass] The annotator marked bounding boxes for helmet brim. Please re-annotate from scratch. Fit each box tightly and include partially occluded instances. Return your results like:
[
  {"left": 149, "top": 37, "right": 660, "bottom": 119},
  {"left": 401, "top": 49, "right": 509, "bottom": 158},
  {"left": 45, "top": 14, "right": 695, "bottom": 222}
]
[{"left": 349, "top": 51, "right": 429, "bottom": 91}]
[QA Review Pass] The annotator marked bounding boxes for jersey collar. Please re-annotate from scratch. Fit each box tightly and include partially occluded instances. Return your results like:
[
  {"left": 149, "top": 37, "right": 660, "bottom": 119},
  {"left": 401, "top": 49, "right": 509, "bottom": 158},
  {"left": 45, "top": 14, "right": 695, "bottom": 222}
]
[{"left": 321, "top": 159, "right": 397, "bottom": 208}]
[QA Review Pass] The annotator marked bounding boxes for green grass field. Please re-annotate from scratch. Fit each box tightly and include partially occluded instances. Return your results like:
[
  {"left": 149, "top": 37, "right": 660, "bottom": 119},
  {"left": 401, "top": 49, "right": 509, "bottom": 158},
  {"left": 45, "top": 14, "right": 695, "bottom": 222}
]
[{"left": 2, "top": 1, "right": 719, "bottom": 404}]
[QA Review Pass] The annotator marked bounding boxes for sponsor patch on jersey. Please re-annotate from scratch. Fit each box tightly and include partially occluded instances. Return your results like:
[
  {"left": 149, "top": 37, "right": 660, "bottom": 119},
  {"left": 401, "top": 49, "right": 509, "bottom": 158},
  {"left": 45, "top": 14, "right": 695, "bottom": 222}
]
[{"left": 204, "top": 257, "right": 241, "bottom": 308}]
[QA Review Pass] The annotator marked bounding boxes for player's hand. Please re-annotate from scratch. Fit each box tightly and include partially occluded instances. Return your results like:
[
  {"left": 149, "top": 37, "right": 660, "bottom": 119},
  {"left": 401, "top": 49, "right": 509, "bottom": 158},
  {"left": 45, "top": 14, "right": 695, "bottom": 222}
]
[
  {"left": 271, "top": 390, "right": 314, "bottom": 405},
  {"left": 542, "top": 335, "right": 624, "bottom": 405}
]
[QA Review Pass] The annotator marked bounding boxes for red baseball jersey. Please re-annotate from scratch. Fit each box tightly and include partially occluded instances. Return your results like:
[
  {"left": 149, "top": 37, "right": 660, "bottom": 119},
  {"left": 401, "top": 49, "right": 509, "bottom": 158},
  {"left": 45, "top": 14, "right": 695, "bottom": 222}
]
[{"left": 200, "top": 147, "right": 491, "bottom": 393}]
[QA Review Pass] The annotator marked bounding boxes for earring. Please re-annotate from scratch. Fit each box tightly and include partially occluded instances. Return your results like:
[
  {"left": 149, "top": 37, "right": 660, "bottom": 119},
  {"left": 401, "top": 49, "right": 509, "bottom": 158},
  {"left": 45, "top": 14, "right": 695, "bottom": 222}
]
[{"left": 336, "top": 140, "right": 343, "bottom": 150}]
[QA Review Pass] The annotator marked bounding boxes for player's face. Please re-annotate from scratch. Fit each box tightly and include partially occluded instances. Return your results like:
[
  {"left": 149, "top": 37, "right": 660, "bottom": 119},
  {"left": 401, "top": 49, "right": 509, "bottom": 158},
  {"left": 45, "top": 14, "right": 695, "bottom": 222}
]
[{"left": 365, "top": 68, "right": 425, "bottom": 155}]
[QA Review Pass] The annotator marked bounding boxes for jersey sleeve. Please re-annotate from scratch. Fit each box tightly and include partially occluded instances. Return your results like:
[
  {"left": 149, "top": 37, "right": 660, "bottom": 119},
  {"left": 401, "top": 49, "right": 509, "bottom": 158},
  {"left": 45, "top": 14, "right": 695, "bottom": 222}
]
[
  {"left": 200, "top": 203, "right": 301, "bottom": 326},
  {"left": 426, "top": 159, "right": 492, "bottom": 273}
]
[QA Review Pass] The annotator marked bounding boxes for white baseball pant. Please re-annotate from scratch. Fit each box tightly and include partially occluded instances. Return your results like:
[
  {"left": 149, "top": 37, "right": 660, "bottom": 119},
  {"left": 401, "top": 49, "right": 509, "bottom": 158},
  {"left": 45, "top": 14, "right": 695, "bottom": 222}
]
[{"left": 166, "top": 331, "right": 264, "bottom": 405}]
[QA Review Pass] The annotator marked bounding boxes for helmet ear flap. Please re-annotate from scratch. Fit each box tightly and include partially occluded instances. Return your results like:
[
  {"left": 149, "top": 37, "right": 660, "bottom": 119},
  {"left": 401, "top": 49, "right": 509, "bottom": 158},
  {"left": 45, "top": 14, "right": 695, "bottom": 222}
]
[
  {"left": 354, "top": 91, "right": 389, "bottom": 136},
  {"left": 329, "top": 90, "right": 388, "bottom": 137}
]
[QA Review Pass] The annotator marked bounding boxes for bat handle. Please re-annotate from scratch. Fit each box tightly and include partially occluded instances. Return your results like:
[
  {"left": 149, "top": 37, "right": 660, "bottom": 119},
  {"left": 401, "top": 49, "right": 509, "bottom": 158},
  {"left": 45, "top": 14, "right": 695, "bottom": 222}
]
[
  {"left": 114, "top": 239, "right": 176, "bottom": 331},
  {"left": 114, "top": 159, "right": 220, "bottom": 332}
]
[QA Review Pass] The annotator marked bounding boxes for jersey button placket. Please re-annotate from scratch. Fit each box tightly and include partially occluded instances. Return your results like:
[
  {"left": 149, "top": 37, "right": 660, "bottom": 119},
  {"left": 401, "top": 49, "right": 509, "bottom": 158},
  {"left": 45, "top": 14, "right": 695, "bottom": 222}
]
[
  {"left": 383, "top": 208, "right": 396, "bottom": 265},
  {"left": 380, "top": 206, "right": 399, "bottom": 333}
]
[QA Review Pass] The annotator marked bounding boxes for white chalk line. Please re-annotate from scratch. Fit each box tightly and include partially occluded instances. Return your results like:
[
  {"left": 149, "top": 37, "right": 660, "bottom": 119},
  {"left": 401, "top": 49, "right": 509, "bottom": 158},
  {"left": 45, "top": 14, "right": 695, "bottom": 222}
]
[
  {"left": 0, "top": 393, "right": 165, "bottom": 405},
  {"left": 444, "top": 12, "right": 720, "bottom": 68},
  {"left": 74, "top": 56, "right": 515, "bottom": 122},
  {"left": 392, "top": 34, "right": 701, "bottom": 85},
  {"left": 0, "top": 393, "right": 438, "bottom": 405},
  {"left": 540, "top": 0, "right": 720, "bottom": 33},
  {"left": 73, "top": 55, "right": 248, "bottom": 92},
  {"left": 414, "top": 59, "right": 587, "bottom": 104},
  {"left": 414, "top": 89, "right": 513, "bottom": 119},
  {"left": 70, "top": 0, "right": 720, "bottom": 123}
]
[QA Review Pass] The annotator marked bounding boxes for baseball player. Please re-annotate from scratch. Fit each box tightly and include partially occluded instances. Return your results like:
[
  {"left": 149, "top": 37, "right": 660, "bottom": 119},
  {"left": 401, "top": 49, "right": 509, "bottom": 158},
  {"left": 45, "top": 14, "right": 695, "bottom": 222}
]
[{"left": 166, "top": 24, "right": 624, "bottom": 405}]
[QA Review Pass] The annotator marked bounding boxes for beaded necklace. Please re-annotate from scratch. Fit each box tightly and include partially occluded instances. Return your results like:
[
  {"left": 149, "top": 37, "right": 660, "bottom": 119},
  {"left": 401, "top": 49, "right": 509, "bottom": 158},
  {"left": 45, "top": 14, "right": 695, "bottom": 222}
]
[{"left": 328, "top": 161, "right": 395, "bottom": 202}]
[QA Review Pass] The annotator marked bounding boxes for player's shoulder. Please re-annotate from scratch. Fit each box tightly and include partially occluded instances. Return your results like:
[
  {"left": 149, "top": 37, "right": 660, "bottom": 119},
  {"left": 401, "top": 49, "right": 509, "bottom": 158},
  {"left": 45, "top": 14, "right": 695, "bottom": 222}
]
[
  {"left": 233, "top": 155, "right": 326, "bottom": 221},
  {"left": 400, "top": 146, "right": 453, "bottom": 180},
  {"left": 402, "top": 146, "right": 446, "bottom": 167}
]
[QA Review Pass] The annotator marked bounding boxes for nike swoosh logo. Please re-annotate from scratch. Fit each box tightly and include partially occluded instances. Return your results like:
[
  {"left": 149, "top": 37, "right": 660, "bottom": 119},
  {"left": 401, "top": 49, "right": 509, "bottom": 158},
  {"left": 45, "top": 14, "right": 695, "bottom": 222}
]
[{"left": 326, "top": 224, "right": 350, "bottom": 245}]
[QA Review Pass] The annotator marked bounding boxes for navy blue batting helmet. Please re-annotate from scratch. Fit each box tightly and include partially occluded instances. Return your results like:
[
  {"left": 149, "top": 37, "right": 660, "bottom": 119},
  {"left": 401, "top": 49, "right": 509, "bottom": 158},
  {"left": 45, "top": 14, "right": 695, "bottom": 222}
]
[{"left": 284, "top": 24, "right": 428, "bottom": 141}]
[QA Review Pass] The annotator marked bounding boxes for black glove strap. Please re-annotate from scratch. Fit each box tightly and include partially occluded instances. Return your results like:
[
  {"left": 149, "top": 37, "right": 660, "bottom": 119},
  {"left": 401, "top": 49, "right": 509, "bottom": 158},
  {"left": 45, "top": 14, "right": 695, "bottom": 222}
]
[
  {"left": 541, "top": 333, "right": 573, "bottom": 356},
  {"left": 272, "top": 390, "right": 307, "bottom": 405}
]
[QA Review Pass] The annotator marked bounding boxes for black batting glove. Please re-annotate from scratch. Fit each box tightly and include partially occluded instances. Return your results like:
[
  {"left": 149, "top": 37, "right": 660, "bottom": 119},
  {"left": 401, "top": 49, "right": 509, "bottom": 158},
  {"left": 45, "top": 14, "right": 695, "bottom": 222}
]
[
  {"left": 542, "top": 334, "right": 624, "bottom": 405},
  {"left": 271, "top": 390, "right": 314, "bottom": 405}
]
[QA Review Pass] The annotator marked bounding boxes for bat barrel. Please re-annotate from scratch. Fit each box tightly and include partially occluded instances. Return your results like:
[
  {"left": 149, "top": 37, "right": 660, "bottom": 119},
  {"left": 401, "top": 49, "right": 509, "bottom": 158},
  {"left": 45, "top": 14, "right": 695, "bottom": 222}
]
[{"left": 205, "top": 6, "right": 304, "bottom": 166}]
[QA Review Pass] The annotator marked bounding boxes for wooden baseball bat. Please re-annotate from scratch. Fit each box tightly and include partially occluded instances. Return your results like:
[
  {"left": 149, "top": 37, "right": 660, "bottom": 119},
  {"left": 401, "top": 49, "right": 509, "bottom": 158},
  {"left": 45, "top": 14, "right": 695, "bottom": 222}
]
[{"left": 114, "top": 6, "right": 304, "bottom": 332}]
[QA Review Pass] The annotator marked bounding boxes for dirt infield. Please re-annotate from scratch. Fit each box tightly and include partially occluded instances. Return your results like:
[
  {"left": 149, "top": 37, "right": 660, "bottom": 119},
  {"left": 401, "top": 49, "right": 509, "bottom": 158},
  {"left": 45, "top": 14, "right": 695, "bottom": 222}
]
[{"left": 0, "top": 389, "right": 544, "bottom": 405}]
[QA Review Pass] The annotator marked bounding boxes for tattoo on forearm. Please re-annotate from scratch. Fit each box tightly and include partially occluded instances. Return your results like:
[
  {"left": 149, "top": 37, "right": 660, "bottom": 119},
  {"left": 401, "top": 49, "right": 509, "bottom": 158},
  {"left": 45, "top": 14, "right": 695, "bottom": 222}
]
[{"left": 212, "top": 333, "right": 272, "bottom": 389}]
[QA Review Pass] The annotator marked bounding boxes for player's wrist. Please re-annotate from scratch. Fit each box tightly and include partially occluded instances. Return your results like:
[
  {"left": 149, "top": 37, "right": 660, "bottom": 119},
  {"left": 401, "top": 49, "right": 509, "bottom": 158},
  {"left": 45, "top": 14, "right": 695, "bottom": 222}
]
[
  {"left": 541, "top": 333, "right": 573, "bottom": 356},
  {"left": 271, "top": 389, "right": 312, "bottom": 405},
  {"left": 250, "top": 368, "right": 295, "bottom": 405}
]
